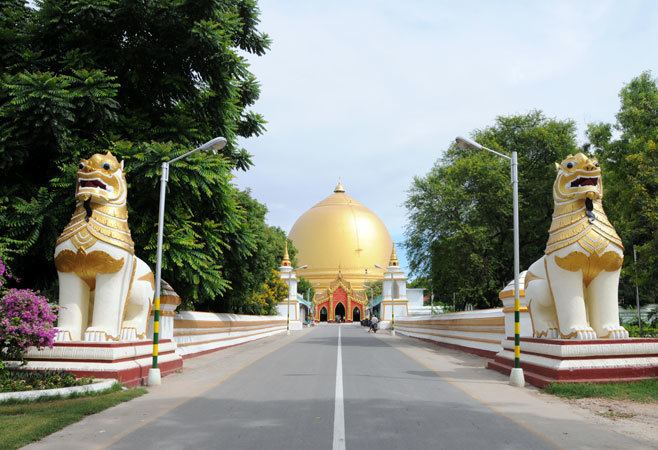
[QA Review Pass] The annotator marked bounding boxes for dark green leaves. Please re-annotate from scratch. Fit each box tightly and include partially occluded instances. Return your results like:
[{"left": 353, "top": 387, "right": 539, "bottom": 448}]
[
  {"left": 587, "top": 71, "right": 658, "bottom": 306},
  {"left": 405, "top": 112, "right": 578, "bottom": 309},
  {"left": 0, "top": 1, "right": 275, "bottom": 312}
]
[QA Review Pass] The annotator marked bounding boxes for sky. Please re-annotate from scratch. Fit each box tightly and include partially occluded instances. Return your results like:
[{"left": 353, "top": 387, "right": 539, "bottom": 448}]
[{"left": 235, "top": 0, "right": 658, "bottom": 274}]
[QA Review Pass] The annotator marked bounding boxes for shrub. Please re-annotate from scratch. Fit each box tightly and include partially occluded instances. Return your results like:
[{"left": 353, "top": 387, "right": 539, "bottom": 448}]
[
  {"left": 625, "top": 324, "right": 658, "bottom": 338},
  {"left": 0, "top": 369, "right": 93, "bottom": 392},
  {"left": 0, "top": 289, "right": 58, "bottom": 362}
]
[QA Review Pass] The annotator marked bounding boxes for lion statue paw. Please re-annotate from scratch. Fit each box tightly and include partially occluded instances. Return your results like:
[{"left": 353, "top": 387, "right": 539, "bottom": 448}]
[
  {"left": 569, "top": 327, "right": 598, "bottom": 340},
  {"left": 120, "top": 327, "right": 138, "bottom": 341},
  {"left": 54, "top": 329, "right": 72, "bottom": 342},
  {"left": 601, "top": 326, "right": 629, "bottom": 339},
  {"left": 547, "top": 328, "right": 559, "bottom": 339},
  {"left": 83, "top": 327, "right": 112, "bottom": 342}
]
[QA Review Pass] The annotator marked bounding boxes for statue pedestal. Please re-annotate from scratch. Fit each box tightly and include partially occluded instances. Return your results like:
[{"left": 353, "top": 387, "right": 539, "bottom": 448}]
[
  {"left": 488, "top": 337, "right": 658, "bottom": 387},
  {"left": 22, "top": 340, "right": 183, "bottom": 386}
]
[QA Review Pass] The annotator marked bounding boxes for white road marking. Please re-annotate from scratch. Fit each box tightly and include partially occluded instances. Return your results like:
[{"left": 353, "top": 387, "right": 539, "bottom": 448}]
[{"left": 333, "top": 325, "right": 346, "bottom": 450}]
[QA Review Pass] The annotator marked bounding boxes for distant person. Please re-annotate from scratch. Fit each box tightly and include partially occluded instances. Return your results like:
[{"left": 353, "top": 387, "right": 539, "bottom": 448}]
[{"left": 369, "top": 316, "right": 379, "bottom": 333}]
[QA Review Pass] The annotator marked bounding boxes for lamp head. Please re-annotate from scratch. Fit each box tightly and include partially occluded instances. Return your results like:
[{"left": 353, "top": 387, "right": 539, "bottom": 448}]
[
  {"left": 374, "top": 264, "right": 383, "bottom": 270},
  {"left": 296, "top": 265, "right": 308, "bottom": 270},
  {"left": 200, "top": 137, "right": 228, "bottom": 154},
  {"left": 455, "top": 136, "right": 483, "bottom": 151}
]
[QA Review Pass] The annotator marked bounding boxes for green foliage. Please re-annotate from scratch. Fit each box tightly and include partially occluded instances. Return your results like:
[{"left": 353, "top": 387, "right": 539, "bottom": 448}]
[
  {"left": 0, "top": 0, "right": 280, "bottom": 311},
  {"left": 297, "top": 277, "right": 315, "bottom": 302},
  {"left": 364, "top": 280, "right": 382, "bottom": 299},
  {"left": 407, "top": 277, "right": 430, "bottom": 289},
  {"left": 243, "top": 269, "right": 288, "bottom": 316},
  {"left": 1, "top": 370, "right": 93, "bottom": 393},
  {"left": 586, "top": 71, "right": 658, "bottom": 306},
  {"left": 205, "top": 190, "right": 292, "bottom": 313},
  {"left": 405, "top": 112, "right": 578, "bottom": 309},
  {"left": 545, "top": 379, "right": 658, "bottom": 403},
  {"left": 624, "top": 324, "right": 658, "bottom": 338}
]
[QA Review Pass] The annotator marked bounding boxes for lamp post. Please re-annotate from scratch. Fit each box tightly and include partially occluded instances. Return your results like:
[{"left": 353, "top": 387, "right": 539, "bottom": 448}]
[
  {"left": 375, "top": 264, "right": 396, "bottom": 336},
  {"left": 148, "top": 136, "right": 227, "bottom": 386},
  {"left": 455, "top": 136, "right": 525, "bottom": 387},
  {"left": 364, "top": 268, "right": 371, "bottom": 321},
  {"left": 286, "top": 265, "right": 308, "bottom": 335}
]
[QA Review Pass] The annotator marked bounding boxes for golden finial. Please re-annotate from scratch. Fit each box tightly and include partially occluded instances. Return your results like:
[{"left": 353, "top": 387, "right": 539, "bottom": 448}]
[
  {"left": 281, "top": 241, "right": 291, "bottom": 267},
  {"left": 388, "top": 245, "right": 399, "bottom": 267},
  {"left": 334, "top": 180, "right": 345, "bottom": 193}
]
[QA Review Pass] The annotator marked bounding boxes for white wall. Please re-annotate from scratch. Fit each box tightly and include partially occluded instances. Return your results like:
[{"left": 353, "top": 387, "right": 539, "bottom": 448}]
[{"left": 173, "top": 311, "right": 287, "bottom": 357}]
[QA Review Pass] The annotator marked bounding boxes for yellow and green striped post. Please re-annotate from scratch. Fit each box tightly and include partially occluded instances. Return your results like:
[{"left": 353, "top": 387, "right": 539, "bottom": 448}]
[
  {"left": 152, "top": 295, "right": 160, "bottom": 368},
  {"left": 514, "top": 296, "right": 521, "bottom": 368}
]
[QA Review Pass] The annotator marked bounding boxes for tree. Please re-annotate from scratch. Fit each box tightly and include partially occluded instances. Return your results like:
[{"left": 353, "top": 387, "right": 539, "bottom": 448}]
[
  {"left": 405, "top": 112, "right": 578, "bottom": 309},
  {"left": 586, "top": 71, "right": 658, "bottom": 305},
  {"left": 407, "top": 277, "right": 429, "bottom": 289},
  {"left": 297, "top": 277, "right": 315, "bottom": 302},
  {"left": 244, "top": 269, "right": 288, "bottom": 316},
  {"left": 209, "top": 189, "right": 293, "bottom": 313},
  {"left": 364, "top": 280, "right": 382, "bottom": 300},
  {"left": 0, "top": 1, "right": 276, "bottom": 311}
]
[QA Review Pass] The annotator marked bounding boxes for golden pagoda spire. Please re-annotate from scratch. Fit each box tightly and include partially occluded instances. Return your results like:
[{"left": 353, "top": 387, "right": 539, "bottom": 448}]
[
  {"left": 281, "top": 241, "right": 291, "bottom": 267},
  {"left": 388, "top": 245, "right": 399, "bottom": 267},
  {"left": 334, "top": 180, "right": 345, "bottom": 193}
]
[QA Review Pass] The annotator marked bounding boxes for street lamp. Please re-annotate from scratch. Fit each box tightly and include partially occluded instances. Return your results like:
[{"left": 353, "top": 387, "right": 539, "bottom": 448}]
[
  {"left": 286, "top": 265, "right": 308, "bottom": 335},
  {"left": 375, "top": 263, "right": 396, "bottom": 336},
  {"left": 455, "top": 135, "right": 525, "bottom": 387},
  {"left": 148, "top": 136, "right": 227, "bottom": 386}
]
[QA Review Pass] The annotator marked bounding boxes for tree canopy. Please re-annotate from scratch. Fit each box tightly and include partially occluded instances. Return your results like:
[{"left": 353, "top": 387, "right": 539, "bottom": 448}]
[
  {"left": 0, "top": 0, "right": 287, "bottom": 313},
  {"left": 405, "top": 111, "right": 578, "bottom": 309},
  {"left": 586, "top": 71, "right": 658, "bottom": 306},
  {"left": 406, "top": 73, "right": 658, "bottom": 310}
]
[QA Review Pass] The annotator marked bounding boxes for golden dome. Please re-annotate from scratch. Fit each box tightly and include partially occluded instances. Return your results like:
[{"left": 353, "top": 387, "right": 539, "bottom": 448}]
[{"left": 288, "top": 183, "right": 393, "bottom": 289}]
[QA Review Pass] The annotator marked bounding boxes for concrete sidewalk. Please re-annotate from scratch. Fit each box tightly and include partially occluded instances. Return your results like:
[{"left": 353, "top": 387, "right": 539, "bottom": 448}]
[
  {"left": 24, "top": 329, "right": 313, "bottom": 450},
  {"left": 380, "top": 331, "right": 658, "bottom": 449}
]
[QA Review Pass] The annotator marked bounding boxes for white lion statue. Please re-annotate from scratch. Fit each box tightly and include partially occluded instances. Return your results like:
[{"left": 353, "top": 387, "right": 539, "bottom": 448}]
[
  {"left": 524, "top": 153, "right": 629, "bottom": 340},
  {"left": 54, "top": 152, "right": 154, "bottom": 342}
]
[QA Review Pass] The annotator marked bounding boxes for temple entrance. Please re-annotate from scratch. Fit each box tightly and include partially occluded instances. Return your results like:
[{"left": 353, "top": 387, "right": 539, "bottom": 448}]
[
  {"left": 312, "top": 276, "right": 368, "bottom": 324},
  {"left": 334, "top": 303, "right": 345, "bottom": 322}
]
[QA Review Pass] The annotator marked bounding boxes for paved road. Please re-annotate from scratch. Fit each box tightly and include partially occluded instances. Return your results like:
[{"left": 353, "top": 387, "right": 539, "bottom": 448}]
[
  {"left": 109, "top": 325, "right": 554, "bottom": 450},
  {"left": 27, "top": 324, "right": 654, "bottom": 450}
]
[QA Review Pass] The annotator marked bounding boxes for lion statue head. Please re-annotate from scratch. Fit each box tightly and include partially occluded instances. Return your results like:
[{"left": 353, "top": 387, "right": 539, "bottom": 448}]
[
  {"left": 75, "top": 152, "right": 127, "bottom": 205},
  {"left": 552, "top": 153, "right": 602, "bottom": 202}
]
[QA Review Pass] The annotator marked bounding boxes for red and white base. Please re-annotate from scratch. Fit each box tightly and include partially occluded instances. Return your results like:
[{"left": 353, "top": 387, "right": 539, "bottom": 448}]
[
  {"left": 22, "top": 339, "right": 183, "bottom": 386},
  {"left": 488, "top": 337, "right": 658, "bottom": 387}
]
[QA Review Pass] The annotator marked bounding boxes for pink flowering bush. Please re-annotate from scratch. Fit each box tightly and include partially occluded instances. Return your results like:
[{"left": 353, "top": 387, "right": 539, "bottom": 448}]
[
  {"left": 0, "top": 256, "right": 8, "bottom": 291},
  {"left": 0, "top": 288, "right": 58, "bottom": 362}
]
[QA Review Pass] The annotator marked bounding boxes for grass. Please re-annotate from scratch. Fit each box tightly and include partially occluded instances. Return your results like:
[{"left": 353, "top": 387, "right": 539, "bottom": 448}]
[
  {"left": 545, "top": 379, "right": 658, "bottom": 403},
  {"left": 0, "top": 384, "right": 146, "bottom": 449}
]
